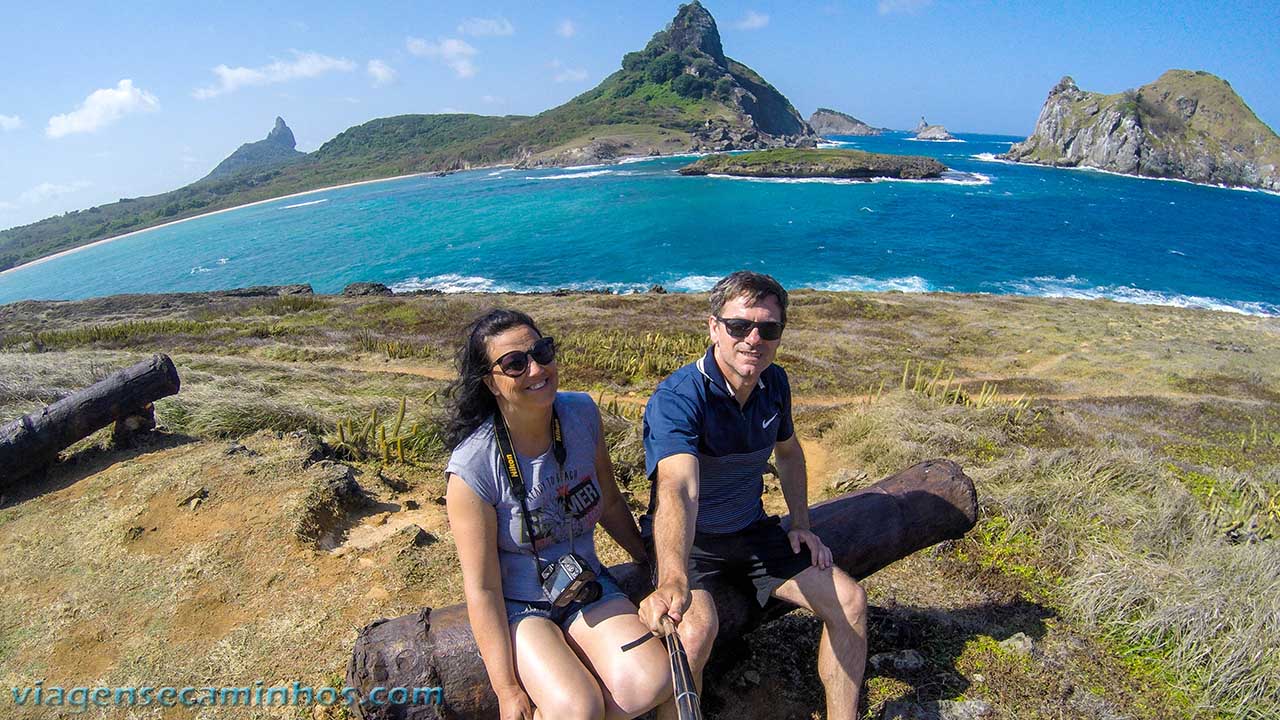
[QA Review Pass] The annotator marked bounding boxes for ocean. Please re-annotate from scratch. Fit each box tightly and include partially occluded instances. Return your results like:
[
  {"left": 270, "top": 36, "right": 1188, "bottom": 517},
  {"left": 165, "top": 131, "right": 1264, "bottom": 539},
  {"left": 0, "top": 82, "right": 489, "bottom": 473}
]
[{"left": 1, "top": 132, "right": 1277, "bottom": 315}]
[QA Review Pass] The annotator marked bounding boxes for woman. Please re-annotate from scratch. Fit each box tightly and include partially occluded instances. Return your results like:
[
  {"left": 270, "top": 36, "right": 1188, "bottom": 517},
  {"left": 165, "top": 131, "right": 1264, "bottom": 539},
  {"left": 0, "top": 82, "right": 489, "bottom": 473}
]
[{"left": 444, "top": 309, "right": 672, "bottom": 720}]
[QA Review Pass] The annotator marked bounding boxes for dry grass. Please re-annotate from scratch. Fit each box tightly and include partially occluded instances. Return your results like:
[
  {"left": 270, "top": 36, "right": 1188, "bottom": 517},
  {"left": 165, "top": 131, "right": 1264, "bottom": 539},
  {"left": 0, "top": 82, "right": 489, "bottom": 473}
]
[{"left": 1, "top": 288, "right": 1278, "bottom": 719}]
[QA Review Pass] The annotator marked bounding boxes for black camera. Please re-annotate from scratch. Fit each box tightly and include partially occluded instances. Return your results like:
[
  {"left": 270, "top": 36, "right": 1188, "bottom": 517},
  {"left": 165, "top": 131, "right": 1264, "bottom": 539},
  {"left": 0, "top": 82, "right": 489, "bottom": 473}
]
[{"left": 540, "top": 553, "right": 602, "bottom": 607}]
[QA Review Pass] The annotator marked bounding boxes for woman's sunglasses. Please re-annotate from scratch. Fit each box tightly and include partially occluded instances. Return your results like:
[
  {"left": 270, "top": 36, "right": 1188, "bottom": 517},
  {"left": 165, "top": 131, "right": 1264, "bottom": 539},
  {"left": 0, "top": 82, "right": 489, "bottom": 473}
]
[
  {"left": 715, "top": 317, "right": 784, "bottom": 341},
  {"left": 491, "top": 336, "right": 556, "bottom": 377}
]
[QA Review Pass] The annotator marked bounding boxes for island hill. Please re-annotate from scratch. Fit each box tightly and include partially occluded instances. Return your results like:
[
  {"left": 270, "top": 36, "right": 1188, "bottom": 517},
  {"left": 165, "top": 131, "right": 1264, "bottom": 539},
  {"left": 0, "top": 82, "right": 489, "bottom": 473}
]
[
  {"left": 0, "top": 1, "right": 815, "bottom": 272},
  {"left": 807, "top": 108, "right": 885, "bottom": 136},
  {"left": 678, "top": 148, "right": 946, "bottom": 180},
  {"left": 1003, "top": 70, "right": 1280, "bottom": 191}
]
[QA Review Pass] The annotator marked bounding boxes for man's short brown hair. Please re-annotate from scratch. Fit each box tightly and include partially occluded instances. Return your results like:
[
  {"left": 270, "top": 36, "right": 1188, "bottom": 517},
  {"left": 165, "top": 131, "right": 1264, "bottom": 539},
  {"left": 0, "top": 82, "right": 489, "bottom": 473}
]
[{"left": 709, "top": 271, "right": 788, "bottom": 326}]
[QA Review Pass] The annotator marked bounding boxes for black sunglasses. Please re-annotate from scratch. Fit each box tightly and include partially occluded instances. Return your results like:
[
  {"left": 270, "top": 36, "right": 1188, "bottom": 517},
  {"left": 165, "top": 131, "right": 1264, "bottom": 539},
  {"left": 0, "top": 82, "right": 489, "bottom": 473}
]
[
  {"left": 491, "top": 336, "right": 556, "bottom": 377},
  {"left": 715, "top": 316, "right": 784, "bottom": 341}
]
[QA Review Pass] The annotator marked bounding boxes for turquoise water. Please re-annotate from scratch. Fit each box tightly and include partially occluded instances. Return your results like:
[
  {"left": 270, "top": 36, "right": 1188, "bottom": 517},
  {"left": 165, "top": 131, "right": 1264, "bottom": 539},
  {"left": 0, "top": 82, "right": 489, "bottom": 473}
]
[{"left": 2, "top": 132, "right": 1278, "bottom": 315}]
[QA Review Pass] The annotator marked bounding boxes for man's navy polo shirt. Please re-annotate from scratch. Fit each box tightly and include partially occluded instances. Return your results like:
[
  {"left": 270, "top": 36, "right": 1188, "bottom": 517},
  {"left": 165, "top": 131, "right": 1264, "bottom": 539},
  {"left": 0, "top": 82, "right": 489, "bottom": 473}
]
[{"left": 643, "top": 345, "right": 794, "bottom": 534}]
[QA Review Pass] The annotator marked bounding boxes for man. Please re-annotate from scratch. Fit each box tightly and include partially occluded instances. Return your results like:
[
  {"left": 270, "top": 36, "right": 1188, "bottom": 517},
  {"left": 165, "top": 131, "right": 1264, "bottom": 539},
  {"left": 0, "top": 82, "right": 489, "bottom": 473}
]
[{"left": 638, "top": 271, "right": 868, "bottom": 720}]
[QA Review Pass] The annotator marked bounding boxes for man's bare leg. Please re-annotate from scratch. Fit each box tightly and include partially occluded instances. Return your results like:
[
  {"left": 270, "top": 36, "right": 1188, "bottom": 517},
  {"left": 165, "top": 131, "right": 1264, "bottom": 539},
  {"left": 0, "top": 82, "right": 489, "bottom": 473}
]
[
  {"left": 655, "top": 589, "right": 718, "bottom": 720},
  {"left": 773, "top": 565, "right": 867, "bottom": 720}
]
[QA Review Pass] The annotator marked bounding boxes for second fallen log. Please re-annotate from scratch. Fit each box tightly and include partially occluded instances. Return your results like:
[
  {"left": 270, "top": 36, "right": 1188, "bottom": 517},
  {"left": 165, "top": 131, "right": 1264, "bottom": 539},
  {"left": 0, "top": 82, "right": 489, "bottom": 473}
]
[{"left": 0, "top": 353, "right": 181, "bottom": 485}]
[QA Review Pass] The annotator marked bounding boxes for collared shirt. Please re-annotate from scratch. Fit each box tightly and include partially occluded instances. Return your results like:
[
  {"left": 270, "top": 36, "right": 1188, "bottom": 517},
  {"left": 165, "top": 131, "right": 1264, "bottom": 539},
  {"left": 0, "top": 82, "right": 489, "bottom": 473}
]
[{"left": 643, "top": 345, "right": 794, "bottom": 534}]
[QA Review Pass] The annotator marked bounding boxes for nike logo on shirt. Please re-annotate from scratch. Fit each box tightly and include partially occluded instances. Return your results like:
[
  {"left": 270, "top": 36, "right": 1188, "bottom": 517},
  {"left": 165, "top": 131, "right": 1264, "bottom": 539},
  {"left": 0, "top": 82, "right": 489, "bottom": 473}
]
[{"left": 762, "top": 413, "right": 779, "bottom": 430}]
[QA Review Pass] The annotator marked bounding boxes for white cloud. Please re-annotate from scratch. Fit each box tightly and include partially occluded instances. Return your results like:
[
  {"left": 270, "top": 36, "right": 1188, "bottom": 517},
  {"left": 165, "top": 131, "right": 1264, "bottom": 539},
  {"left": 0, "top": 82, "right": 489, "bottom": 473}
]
[
  {"left": 46, "top": 80, "right": 158, "bottom": 138},
  {"left": 549, "top": 59, "right": 588, "bottom": 83},
  {"left": 193, "top": 51, "right": 356, "bottom": 99},
  {"left": 556, "top": 19, "right": 576, "bottom": 38},
  {"left": 0, "top": 114, "right": 21, "bottom": 131},
  {"left": 457, "top": 17, "right": 514, "bottom": 36},
  {"left": 407, "top": 37, "right": 478, "bottom": 78},
  {"left": 14, "top": 180, "right": 92, "bottom": 205},
  {"left": 481, "top": 95, "right": 505, "bottom": 104},
  {"left": 367, "top": 59, "right": 396, "bottom": 86},
  {"left": 733, "top": 11, "right": 770, "bottom": 30},
  {"left": 878, "top": 0, "right": 933, "bottom": 14}
]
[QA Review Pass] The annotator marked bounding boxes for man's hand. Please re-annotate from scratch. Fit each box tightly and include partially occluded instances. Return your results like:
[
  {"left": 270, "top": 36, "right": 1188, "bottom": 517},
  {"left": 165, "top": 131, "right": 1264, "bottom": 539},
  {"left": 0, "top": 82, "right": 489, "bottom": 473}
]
[
  {"left": 638, "top": 580, "right": 691, "bottom": 636},
  {"left": 495, "top": 684, "right": 533, "bottom": 720},
  {"left": 788, "top": 528, "right": 833, "bottom": 570}
]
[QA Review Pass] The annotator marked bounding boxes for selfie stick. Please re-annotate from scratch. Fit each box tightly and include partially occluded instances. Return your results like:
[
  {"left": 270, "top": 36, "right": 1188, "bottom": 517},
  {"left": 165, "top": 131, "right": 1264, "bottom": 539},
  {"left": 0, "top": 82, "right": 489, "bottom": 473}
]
[{"left": 660, "top": 615, "right": 704, "bottom": 720}]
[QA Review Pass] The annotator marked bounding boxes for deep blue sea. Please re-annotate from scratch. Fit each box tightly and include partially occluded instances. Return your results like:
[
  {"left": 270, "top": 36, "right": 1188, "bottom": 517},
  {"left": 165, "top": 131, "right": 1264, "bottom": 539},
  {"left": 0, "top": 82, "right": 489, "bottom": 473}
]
[{"left": 2, "top": 132, "right": 1278, "bottom": 315}]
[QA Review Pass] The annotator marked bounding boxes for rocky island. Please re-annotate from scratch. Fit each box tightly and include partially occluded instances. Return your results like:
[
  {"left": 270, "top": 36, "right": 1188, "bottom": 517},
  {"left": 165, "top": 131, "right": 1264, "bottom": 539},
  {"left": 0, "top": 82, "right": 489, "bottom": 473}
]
[
  {"left": 808, "top": 108, "right": 885, "bottom": 136},
  {"left": 1002, "top": 70, "right": 1280, "bottom": 191},
  {"left": 677, "top": 148, "right": 946, "bottom": 179},
  {"left": 913, "top": 117, "right": 956, "bottom": 141}
]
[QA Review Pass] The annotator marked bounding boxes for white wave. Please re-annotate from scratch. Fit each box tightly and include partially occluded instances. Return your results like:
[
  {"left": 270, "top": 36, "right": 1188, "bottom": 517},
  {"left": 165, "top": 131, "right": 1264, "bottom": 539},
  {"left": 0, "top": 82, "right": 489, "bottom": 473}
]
[
  {"left": 813, "top": 275, "right": 934, "bottom": 293},
  {"left": 667, "top": 275, "right": 724, "bottom": 292},
  {"left": 190, "top": 266, "right": 213, "bottom": 275},
  {"left": 486, "top": 170, "right": 508, "bottom": 176},
  {"left": 971, "top": 153, "right": 1017, "bottom": 164},
  {"left": 216, "top": 257, "right": 229, "bottom": 265},
  {"left": 281, "top": 199, "right": 328, "bottom": 209},
  {"left": 389, "top": 273, "right": 650, "bottom": 295},
  {"left": 617, "top": 155, "right": 662, "bottom": 165},
  {"left": 905, "top": 137, "right": 967, "bottom": 143},
  {"left": 816, "top": 141, "right": 857, "bottom": 149},
  {"left": 859, "top": 207, "right": 874, "bottom": 213},
  {"left": 987, "top": 275, "right": 1278, "bottom": 317},
  {"left": 1168, "top": 249, "right": 1187, "bottom": 256},
  {"left": 527, "top": 170, "right": 614, "bottom": 180},
  {"left": 560, "top": 162, "right": 611, "bottom": 171}
]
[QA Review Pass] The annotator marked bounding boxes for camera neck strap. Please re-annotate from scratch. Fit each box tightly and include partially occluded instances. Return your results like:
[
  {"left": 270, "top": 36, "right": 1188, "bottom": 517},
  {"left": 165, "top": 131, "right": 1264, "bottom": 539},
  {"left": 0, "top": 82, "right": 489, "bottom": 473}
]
[{"left": 493, "top": 406, "right": 567, "bottom": 574}]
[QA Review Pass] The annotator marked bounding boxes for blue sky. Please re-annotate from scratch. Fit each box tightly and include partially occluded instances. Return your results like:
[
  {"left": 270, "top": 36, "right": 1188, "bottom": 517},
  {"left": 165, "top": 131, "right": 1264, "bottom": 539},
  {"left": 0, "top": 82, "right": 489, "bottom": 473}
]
[{"left": 2, "top": 0, "right": 1277, "bottom": 231}]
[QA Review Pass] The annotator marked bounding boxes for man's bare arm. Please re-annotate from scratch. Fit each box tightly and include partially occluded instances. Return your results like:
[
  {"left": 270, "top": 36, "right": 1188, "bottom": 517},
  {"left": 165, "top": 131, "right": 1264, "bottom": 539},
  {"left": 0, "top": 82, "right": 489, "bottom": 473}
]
[
  {"left": 775, "top": 434, "right": 832, "bottom": 569},
  {"left": 773, "top": 434, "right": 809, "bottom": 528},
  {"left": 637, "top": 452, "right": 699, "bottom": 632}
]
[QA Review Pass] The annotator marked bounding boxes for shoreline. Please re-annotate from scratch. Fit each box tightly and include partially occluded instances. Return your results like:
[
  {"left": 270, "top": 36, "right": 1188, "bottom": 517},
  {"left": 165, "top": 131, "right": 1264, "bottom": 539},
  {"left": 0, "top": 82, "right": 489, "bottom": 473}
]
[{"left": 0, "top": 170, "right": 456, "bottom": 278}]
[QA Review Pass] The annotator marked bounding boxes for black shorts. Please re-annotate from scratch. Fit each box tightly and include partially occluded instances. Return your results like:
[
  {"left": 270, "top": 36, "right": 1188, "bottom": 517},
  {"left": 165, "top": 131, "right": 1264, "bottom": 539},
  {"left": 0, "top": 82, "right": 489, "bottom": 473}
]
[{"left": 688, "top": 515, "right": 814, "bottom": 608}]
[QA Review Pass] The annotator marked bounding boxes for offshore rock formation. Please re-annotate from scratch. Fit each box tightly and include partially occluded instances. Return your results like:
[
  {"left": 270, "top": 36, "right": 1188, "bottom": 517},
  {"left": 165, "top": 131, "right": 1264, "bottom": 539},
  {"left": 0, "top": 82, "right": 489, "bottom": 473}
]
[
  {"left": 808, "top": 108, "right": 885, "bottom": 136},
  {"left": 678, "top": 148, "right": 945, "bottom": 180},
  {"left": 1003, "top": 71, "right": 1280, "bottom": 191},
  {"left": 913, "top": 117, "right": 955, "bottom": 141},
  {"left": 203, "top": 117, "right": 306, "bottom": 181}
]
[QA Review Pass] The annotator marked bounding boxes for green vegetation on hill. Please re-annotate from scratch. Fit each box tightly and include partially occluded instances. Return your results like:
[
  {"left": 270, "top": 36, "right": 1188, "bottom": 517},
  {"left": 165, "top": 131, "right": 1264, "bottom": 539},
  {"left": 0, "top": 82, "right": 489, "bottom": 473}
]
[{"left": 679, "top": 148, "right": 946, "bottom": 179}]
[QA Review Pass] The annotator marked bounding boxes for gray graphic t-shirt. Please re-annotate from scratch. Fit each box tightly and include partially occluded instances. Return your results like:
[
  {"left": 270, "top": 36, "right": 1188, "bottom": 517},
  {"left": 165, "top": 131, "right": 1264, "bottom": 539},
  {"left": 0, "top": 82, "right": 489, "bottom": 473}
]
[{"left": 446, "top": 392, "right": 606, "bottom": 602}]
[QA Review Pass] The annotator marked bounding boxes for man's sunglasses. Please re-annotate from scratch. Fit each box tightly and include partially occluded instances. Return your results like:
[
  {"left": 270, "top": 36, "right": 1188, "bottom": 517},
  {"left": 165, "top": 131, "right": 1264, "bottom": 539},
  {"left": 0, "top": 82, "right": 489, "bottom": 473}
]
[
  {"left": 715, "top": 317, "right": 784, "bottom": 341},
  {"left": 491, "top": 336, "right": 556, "bottom": 377}
]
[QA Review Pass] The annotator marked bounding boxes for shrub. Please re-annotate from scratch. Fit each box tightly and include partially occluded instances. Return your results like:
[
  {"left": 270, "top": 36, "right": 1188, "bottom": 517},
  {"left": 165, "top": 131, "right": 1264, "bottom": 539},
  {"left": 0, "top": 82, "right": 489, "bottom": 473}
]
[{"left": 646, "top": 51, "right": 684, "bottom": 84}]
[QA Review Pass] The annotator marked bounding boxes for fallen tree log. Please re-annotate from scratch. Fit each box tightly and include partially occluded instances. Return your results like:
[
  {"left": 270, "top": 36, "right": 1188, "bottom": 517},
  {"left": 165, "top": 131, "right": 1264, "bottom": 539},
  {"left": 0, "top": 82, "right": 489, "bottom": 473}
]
[
  {"left": 0, "top": 353, "right": 180, "bottom": 485},
  {"left": 346, "top": 459, "right": 977, "bottom": 720}
]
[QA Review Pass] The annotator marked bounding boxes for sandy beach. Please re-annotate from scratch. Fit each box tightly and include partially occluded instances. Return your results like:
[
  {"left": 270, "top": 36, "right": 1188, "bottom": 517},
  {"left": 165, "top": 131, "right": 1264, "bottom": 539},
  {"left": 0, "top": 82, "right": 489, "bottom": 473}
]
[{"left": 0, "top": 171, "right": 442, "bottom": 278}]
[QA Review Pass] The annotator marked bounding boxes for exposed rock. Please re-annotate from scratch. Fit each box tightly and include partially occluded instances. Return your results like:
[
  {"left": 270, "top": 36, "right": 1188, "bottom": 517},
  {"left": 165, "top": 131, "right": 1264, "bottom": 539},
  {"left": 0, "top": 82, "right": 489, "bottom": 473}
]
[
  {"left": 342, "top": 282, "right": 393, "bottom": 297},
  {"left": 202, "top": 117, "right": 307, "bottom": 182},
  {"left": 1066, "top": 686, "right": 1128, "bottom": 720},
  {"left": 809, "top": 108, "right": 885, "bottom": 136},
  {"left": 1003, "top": 70, "right": 1280, "bottom": 191},
  {"left": 291, "top": 463, "right": 371, "bottom": 546},
  {"left": 216, "top": 284, "right": 314, "bottom": 297},
  {"left": 881, "top": 699, "right": 992, "bottom": 720},
  {"left": 648, "top": 284, "right": 667, "bottom": 294},
  {"left": 914, "top": 117, "right": 956, "bottom": 141},
  {"left": 999, "top": 631, "right": 1035, "bottom": 655},
  {"left": 869, "top": 648, "right": 926, "bottom": 672}
]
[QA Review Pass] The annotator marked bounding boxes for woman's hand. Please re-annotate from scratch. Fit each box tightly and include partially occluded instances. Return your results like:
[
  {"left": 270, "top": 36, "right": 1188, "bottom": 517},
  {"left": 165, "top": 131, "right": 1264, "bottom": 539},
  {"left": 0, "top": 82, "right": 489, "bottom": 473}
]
[{"left": 495, "top": 684, "right": 534, "bottom": 720}]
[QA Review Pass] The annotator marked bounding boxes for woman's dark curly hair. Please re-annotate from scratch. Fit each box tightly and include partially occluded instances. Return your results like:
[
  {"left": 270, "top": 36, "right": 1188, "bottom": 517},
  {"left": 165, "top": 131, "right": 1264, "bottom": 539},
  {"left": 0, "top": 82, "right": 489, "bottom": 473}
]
[{"left": 443, "top": 308, "right": 544, "bottom": 449}]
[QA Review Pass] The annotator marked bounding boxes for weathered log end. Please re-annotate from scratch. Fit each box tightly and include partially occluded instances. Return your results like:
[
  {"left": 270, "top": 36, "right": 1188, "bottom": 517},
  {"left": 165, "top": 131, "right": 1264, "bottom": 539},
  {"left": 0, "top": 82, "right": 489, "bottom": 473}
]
[
  {"left": 345, "top": 460, "right": 978, "bottom": 719},
  {"left": 0, "top": 353, "right": 181, "bottom": 485}
]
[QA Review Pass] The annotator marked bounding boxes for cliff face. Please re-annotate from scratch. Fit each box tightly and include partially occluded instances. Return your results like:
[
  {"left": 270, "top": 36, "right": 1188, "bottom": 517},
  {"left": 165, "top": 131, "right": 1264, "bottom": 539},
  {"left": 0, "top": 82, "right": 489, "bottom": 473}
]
[
  {"left": 808, "top": 108, "right": 884, "bottom": 136},
  {"left": 1004, "top": 71, "right": 1280, "bottom": 191},
  {"left": 203, "top": 117, "right": 306, "bottom": 182},
  {"left": 913, "top": 117, "right": 954, "bottom": 141}
]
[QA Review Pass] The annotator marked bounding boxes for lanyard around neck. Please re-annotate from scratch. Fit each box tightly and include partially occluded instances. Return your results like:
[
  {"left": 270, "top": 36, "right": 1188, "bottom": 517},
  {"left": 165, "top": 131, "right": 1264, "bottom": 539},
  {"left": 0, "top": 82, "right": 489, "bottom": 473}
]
[{"left": 493, "top": 406, "right": 567, "bottom": 572}]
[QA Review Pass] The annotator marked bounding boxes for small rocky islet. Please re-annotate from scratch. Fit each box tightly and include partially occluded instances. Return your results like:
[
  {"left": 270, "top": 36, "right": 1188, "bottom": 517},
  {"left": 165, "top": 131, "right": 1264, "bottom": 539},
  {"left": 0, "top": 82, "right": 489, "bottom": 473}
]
[{"left": 677, "top": 148, "right": 947, "bottom": 180}]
